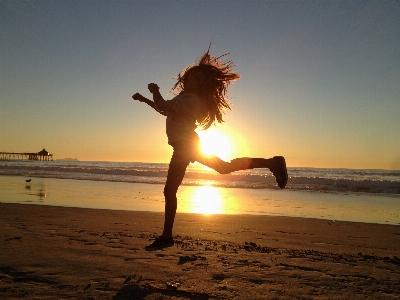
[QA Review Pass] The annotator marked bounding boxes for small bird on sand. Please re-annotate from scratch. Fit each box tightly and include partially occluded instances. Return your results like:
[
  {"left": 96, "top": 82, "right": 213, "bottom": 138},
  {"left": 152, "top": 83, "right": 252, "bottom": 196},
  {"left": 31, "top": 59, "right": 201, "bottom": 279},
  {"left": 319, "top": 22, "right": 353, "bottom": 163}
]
[{"left": 26, "top": 179, "right": 31, "bottom": 183}]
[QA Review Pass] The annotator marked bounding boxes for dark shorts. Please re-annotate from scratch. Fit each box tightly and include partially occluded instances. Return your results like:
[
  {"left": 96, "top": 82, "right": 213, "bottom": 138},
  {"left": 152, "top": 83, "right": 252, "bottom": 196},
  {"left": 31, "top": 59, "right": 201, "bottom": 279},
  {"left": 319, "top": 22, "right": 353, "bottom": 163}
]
[
  {"left": 164, "top": 136, "right": 201, "bottom": 197},
  {"left": 164, "top": 135, "right": 234, "bottom": 198},
  {"left": 170, "top": 135, "right": 201, "bottom": 164}
]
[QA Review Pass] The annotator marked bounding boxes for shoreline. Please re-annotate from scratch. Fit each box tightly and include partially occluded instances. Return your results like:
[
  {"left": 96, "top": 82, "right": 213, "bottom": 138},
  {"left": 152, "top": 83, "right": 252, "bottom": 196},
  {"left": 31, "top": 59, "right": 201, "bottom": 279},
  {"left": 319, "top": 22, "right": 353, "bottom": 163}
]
[
  {"left": 1, "top": 202, "right": 399, "bottom": 299},
  {"left": 1, "top": 175, "right": 399, "bottom": 225}
]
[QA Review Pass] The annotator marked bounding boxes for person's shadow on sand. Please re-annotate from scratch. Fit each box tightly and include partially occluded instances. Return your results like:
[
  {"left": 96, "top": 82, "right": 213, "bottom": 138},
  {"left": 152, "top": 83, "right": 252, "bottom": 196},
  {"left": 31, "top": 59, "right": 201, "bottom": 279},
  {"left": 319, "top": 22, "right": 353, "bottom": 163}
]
[{"left": 113, "top": 283, "right": 209, "bottom": 299}]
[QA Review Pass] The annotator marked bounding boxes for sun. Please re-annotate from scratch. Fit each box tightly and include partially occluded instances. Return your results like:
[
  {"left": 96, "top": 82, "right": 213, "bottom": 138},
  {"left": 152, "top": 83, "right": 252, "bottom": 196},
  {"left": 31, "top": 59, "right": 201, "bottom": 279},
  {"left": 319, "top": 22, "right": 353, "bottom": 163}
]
[{"left": 197, "top": 129, "right": 232, "bottom": 161}]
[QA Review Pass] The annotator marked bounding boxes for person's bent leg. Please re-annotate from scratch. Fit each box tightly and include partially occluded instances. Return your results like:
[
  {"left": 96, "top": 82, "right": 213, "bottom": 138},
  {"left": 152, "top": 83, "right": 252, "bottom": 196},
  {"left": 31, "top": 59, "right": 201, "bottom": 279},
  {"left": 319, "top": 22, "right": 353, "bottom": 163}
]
[
  {"left": 161, "top": 153, "right": 190, "bottom": 239},
  {"left": 145, "top": 147, "right": 190, "bottom": 251}
]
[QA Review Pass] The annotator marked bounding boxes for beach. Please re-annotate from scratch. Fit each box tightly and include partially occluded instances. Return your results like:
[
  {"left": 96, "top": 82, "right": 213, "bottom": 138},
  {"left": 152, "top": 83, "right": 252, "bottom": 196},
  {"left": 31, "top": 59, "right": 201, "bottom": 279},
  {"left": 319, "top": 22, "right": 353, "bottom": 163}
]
[
  {"left": 2, "top": 0, "right": 400, "bottom": 298},
  {"left": 1, "top": 202, "right": 399, "bottom": 299}
]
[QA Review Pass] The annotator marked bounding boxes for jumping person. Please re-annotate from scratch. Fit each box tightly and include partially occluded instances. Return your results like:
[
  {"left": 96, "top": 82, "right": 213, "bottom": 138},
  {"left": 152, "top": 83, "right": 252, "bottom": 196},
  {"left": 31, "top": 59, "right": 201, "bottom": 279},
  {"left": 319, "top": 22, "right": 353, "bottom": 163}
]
[{"left": 132, "top": 48, "right": 288, "bottom": 250}]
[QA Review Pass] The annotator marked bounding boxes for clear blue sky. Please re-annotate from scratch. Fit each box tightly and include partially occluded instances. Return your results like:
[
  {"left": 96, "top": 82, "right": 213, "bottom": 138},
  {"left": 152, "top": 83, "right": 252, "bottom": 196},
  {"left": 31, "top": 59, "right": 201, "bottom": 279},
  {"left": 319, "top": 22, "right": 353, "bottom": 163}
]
[{"left": 1, "top": 0, "right": 399, "bottom": 169}]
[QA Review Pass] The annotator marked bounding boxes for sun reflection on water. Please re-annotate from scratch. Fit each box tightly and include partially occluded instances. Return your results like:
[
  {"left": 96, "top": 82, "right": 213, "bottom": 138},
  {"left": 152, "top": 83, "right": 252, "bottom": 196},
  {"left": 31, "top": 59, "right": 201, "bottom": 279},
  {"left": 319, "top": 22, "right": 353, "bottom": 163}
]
[{"left": 188, "top": 185, "right": 225, "bottom": 215}]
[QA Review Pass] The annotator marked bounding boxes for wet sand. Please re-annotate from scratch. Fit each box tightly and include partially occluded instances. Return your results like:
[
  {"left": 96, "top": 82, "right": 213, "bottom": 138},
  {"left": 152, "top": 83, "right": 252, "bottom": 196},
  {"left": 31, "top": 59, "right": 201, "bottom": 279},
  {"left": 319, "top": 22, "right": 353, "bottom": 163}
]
[
  {"left": 1, "top": 175, "right": 399, "bottom": 225},
  {"left": 1, "top": 203, "right": 399, "bottom": 299}
]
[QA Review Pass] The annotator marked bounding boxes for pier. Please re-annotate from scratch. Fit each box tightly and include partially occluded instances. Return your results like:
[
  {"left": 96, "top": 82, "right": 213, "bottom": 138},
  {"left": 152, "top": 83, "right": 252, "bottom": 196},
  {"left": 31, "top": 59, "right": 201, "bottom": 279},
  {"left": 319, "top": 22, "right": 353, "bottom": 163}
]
[{"left": 0, "top": 148, "right": 53, "bottom": 161}]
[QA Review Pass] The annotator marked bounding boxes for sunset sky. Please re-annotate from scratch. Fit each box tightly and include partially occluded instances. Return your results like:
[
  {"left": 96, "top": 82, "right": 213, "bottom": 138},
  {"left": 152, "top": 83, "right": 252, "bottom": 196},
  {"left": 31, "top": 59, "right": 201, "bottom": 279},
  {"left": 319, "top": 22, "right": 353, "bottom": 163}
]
[{"left": 1, "top": 1, "right": 399, "bottom": 169}]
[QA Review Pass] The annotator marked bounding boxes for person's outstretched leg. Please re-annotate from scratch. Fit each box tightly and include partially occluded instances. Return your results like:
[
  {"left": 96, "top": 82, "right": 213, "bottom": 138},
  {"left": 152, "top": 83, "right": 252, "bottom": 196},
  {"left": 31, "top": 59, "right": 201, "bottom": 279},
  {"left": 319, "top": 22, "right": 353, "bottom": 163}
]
[
  {"left": 197, "top": 154, "right": 288, "bottom": 188},
  {"left": 230, "top": 156, "right": 288, "bottom": 188},
  {"left": 145, "top": 147, "right": 190, "bottom": 251},
  {"left": 196, "top": 154, "right": 233, "bottom": 174}
]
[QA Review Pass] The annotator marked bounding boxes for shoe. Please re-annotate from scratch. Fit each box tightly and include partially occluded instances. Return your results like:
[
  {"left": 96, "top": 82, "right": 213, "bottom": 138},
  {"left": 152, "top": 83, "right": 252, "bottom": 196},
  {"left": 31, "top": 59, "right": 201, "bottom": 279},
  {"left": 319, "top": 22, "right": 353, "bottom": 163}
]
[
  {"left": 270, "top": 156, "right": 288, "bottom": 189},
  {"left": 145, "top": 237, "right": 174, "bottom": 251}
]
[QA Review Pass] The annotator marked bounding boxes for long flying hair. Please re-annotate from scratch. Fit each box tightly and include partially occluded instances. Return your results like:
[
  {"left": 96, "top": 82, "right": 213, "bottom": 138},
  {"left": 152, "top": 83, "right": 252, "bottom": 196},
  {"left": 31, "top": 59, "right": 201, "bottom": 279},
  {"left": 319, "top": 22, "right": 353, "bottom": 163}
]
[{"left": 171, "top": 47, "right": 240, "bottom": 130}]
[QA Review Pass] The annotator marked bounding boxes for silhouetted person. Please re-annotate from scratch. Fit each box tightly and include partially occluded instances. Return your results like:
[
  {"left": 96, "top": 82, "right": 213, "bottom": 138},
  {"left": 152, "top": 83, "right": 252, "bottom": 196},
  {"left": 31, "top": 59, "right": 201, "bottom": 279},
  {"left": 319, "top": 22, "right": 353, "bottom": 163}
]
[{"left": 132, "top": 47, "right": 288, "bottom": 250}]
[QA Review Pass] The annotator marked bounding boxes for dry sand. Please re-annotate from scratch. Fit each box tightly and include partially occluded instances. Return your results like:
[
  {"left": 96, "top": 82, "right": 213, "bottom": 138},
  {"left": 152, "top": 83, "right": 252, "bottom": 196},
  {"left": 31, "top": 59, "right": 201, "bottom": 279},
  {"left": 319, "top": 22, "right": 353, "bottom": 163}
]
[{"left": 1, "top": 203, "right": 399, "bottom": 299}]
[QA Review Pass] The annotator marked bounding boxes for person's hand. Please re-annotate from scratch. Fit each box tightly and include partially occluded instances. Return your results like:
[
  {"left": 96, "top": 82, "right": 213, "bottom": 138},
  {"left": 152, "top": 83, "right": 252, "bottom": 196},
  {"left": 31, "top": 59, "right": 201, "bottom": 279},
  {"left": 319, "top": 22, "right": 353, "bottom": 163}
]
[
  {"left": 132, "top": 93, "right": 143, "bottom": 101},
  {"left": 148, "top": 83, "right": 160, "bottom": 94}
]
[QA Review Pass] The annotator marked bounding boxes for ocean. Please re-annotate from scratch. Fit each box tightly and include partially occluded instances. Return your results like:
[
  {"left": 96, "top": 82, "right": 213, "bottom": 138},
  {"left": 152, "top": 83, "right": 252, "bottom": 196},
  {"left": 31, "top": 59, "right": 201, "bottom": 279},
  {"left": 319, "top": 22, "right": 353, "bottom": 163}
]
[
  {"left": 1, "top": 160, "right": 399, "bottom": 225},
  {"left": 0, "top": 160, "right": 399, "bottom": 194}
]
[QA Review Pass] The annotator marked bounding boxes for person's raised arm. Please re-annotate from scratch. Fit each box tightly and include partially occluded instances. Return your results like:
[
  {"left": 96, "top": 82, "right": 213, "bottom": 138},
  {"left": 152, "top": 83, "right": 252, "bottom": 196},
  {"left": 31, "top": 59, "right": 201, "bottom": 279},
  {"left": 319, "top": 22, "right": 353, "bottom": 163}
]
[
  {"left": 132, "top": 92, "right": 167, "bottom": 116},
  {"left": 148, "top": 83, "right": 167, "bottom": 111}
]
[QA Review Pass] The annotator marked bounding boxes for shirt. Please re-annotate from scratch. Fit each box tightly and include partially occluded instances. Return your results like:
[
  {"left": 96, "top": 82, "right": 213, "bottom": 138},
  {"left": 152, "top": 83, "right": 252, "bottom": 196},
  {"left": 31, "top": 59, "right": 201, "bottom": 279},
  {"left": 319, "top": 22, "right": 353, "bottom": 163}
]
[{"left": 161, "top": 93, "right": 205, "bottom": 145}]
